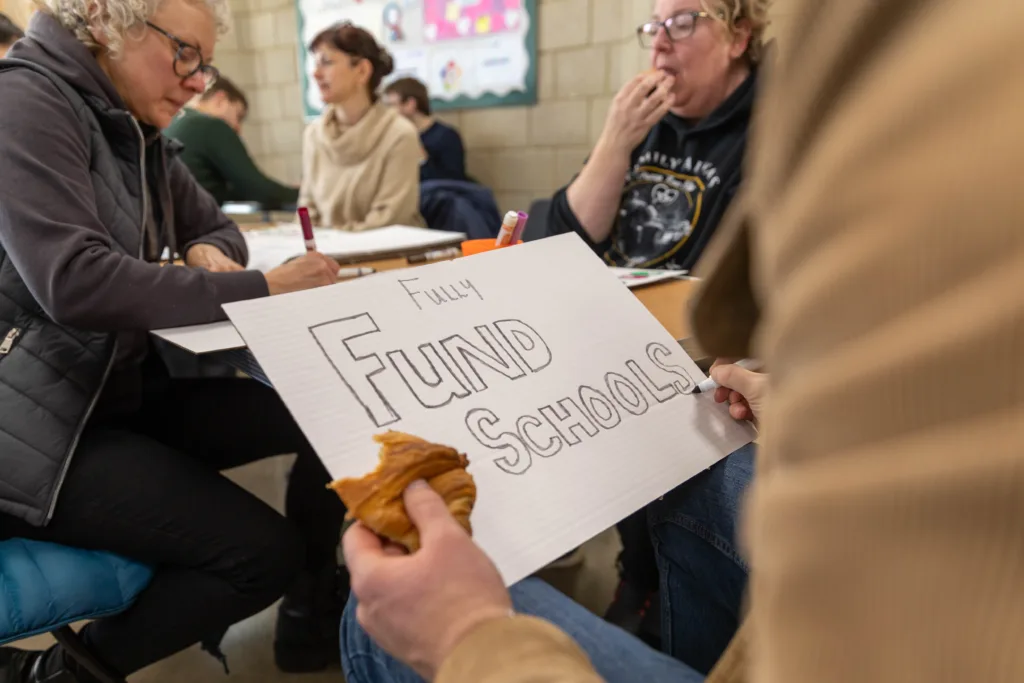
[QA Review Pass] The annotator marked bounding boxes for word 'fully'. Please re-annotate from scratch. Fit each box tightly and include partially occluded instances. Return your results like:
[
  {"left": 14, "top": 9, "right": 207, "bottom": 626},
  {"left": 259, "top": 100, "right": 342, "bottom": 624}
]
[{"left": 398, "top": 276, "right": 482, "bottom": 311}]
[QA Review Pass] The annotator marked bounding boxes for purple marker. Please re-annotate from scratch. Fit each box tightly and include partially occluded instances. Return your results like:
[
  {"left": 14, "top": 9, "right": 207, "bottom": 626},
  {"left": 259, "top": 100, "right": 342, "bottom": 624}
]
[{"left": 509, "top": 211, "right": 529, "bottom": 244}]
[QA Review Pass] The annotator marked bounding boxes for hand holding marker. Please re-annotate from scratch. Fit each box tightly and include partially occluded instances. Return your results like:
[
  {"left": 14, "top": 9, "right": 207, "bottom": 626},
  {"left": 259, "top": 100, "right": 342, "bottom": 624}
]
[
  {"left": 298, "top": 206, "right": 375, "bottom": 279},
  {"left": 689, "top": 359, "right": 760, "bottom": 395}
]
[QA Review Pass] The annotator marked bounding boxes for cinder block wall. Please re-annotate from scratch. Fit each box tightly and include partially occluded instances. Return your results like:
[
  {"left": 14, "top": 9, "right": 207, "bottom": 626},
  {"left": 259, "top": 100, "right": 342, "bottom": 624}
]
[
  {"left": 217, "top": 0, "right": 797, "bottom": 214},
  {"left": 0, "top": 0, "right": 797, "bottom": 214},
  {"left": 218, "top": 0, "right": 662, "bottom": 214},
  {"left": 449, "top": 0, "right": 660, "bottom": 214},
  {"left": 215, "top": 0, "right": 306, "bottom": 191}
]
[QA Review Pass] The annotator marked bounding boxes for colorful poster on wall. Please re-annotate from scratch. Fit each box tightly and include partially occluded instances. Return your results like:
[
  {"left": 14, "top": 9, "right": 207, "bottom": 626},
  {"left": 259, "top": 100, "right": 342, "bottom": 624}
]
[{"left": 294, "top": 0, "right": 537, "bottom": 117}]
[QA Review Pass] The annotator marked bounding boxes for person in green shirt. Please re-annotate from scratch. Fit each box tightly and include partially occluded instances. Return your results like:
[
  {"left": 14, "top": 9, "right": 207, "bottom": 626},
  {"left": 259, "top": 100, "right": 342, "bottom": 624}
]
[
  {"left": 165, "top": 77, "right": 299, "bottom": 210},
  {"left": 0, "top": 13, "right": 24, "bottom": 57}
]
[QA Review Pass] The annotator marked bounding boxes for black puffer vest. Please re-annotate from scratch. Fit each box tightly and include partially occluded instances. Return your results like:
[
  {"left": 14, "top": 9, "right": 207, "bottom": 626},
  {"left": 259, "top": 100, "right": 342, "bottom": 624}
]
[{"left": 0, "top": 57, "right": 151, "bottom": 526}]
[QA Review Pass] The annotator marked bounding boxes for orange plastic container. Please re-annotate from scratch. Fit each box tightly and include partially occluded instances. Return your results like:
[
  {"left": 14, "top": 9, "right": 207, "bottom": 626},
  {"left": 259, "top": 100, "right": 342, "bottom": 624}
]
[{"left": 461, "top": 239, "right": 523, "bottom": 257}]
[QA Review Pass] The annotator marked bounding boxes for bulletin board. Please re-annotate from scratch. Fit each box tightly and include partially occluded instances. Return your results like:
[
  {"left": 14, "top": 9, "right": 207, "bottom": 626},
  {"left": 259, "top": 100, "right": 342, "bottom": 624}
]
[{"left": 294, "top": 0, "right": 537, "bottom": 118}]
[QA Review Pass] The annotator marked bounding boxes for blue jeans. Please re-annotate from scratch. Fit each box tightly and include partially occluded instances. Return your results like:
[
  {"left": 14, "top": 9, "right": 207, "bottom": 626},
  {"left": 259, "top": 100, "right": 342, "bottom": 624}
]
[
  {"left": 339, "top": 445, "right": 754, "bottom": 682},
  {"left": 650, "top": 443, "right": 755, "bottom": 673},
  {"left": 340, "top": 578, "right": 702, "bottom": 683}
]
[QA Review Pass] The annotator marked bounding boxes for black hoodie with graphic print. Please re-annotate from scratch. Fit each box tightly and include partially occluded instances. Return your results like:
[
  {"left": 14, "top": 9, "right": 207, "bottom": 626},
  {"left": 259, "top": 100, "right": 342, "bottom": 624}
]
[{"left": 546, "top": 70, "right": 757, "bottom": 271}]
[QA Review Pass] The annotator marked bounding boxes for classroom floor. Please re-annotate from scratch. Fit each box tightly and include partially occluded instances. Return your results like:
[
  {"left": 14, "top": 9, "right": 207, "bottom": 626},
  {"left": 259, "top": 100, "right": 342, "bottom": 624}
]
[{"left": 15, "top": 455, "right": 622, "bottom": 682}]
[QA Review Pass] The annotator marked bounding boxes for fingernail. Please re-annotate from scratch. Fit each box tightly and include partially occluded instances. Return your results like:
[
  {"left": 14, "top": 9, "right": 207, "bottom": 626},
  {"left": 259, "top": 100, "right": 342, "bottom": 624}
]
[{"left": 408, "top": 479, "right": 429, "bottom": 491}]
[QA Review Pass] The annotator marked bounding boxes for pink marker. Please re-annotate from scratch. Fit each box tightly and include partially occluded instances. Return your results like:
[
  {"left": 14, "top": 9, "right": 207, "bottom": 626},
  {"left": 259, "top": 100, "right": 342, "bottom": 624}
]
[
  {"left": 298, "top": 207, "right": 316, "bottom": 252},
  {"left": 509, "top": 211, "right": 529, "bottom": 244}
]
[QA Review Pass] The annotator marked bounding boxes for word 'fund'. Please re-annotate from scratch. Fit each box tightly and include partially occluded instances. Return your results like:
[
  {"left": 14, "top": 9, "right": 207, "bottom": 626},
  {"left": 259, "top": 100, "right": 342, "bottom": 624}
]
[
  {"left": 310, "top": 313, "right": 552, "bottom": 427},
  {"left": 465, "top": 342, "right": 695, "bottom": 475}
]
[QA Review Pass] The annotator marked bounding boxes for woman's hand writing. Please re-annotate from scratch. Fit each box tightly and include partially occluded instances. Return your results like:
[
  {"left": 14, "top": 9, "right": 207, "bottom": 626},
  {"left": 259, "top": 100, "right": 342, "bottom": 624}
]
[
  {"left": 185, "top": 244, "right": 244, "bottom": 272},
  {"left": 265, "top": 252, "right": 340, "bottom": 295}
]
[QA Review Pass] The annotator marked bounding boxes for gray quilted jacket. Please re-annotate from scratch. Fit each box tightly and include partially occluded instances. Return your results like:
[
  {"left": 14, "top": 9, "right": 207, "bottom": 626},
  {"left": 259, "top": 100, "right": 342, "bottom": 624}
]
[{"left": 0, "top": 14, "right": 270, "bottom": 526}]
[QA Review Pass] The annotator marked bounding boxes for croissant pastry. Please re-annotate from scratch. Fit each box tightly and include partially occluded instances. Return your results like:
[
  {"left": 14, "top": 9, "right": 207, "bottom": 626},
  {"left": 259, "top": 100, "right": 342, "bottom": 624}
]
[{"left": 329, "top": 431, "right": 476, "bottom": 552}]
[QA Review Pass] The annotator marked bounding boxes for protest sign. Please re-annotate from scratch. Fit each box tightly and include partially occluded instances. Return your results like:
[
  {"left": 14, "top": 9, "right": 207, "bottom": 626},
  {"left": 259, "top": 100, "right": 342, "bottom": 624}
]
[{"left": 225, "top": 234, "right": 755, "bottom": 584}]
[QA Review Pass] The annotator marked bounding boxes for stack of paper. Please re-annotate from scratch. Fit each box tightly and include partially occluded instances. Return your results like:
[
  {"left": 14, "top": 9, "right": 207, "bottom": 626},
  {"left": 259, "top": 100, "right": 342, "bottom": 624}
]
[
  {"left": 152, "top": 320, "right": 244, "bottom": 353},
  {"left": 244, "top": 225, "right": 467, "bottom": 273},
  {"left": 609, "top": 267, "right": 692, "bottom": 289}
]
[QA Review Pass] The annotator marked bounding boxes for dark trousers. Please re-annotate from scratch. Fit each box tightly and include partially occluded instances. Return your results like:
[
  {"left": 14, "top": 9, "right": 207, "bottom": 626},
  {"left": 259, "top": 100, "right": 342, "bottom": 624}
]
[
  {"left": 0, "top": 375, "right": 343, "bottom": 677},
  {"left": 616, "top": 510, "right": 661, "bottom": 593}
]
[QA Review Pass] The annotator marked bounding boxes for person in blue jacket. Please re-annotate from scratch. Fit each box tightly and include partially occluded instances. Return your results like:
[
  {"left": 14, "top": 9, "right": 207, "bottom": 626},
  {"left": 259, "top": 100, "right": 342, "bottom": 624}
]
[{"left": 384, "top": 77, "right": 467, "bottom": 183}]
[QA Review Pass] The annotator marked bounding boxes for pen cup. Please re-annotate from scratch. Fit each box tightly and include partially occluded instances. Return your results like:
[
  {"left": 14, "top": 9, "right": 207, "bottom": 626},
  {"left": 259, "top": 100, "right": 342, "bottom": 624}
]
[{"left": 461, "top": 239, "right": 523, "bottom": 257}]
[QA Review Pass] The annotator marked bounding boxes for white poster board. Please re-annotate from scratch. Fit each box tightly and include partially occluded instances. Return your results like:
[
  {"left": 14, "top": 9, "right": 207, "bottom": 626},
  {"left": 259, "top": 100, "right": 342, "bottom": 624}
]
[
  {"left": 243, "top": 224, "right": 466, "bottom": 272},
  {"left": 224, "top": 235, "right": 755, "bottom": 585}
]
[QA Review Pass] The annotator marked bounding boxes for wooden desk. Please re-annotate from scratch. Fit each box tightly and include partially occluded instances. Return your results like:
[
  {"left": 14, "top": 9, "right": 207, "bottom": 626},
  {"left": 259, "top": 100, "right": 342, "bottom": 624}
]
[
  {"left": 631, "top": 278, "right": 695, "bottom": 341},
  {"left": 182, "top": 228, "right": 703, "bottom": 352}
]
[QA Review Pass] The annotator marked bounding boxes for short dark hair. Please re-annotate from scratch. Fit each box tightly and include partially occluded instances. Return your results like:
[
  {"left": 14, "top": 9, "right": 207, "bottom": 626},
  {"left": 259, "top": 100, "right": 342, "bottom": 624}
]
[
  {"left": 0, "top": 13, "right": 24, "bottom": 46},
  {"left": 310, "top": 22, "right": 394, "bottom": 101},
  {"left": 200, "top": 76, "right": 249, "bottom": 112},
  {"left": 384, "top": 77, "right": 431, "bottom": 116}
]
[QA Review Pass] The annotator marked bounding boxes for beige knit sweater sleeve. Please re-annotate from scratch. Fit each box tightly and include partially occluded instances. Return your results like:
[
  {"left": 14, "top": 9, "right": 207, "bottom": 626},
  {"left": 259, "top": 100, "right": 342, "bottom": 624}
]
[
  {"left": 437, "top": 616, "right": 604, "bottom": 683},
  {"left": 715, "top": 1, "right": 1024, "bottom": 683}
]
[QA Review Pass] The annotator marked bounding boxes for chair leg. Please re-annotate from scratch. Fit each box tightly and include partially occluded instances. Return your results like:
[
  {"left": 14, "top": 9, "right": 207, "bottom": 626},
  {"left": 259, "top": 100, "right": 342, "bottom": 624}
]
[{"left": 51, "top": 627, "right": 125, "bottom": 683}]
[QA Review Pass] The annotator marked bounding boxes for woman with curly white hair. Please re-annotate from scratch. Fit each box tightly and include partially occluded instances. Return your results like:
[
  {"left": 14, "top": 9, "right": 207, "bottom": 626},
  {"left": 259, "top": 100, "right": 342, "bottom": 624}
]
[{"left": 0, "top": 0, "right": 353, "bottom": 680}]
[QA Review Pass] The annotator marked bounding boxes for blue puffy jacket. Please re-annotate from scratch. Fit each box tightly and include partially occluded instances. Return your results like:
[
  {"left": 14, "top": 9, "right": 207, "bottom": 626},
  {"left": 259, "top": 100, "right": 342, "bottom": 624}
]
[{"left": 420, "top": 180, "right": 501, "bottom": 239}]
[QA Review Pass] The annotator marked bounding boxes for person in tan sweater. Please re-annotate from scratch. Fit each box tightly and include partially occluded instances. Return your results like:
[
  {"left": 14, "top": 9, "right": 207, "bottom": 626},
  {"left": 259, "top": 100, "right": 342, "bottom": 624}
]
[
  {"left": 339, "top": 0, "right": 1024, "bottom": 681},
  {"left": 299, "top": 22, "right": 426, "bottom": 231}
]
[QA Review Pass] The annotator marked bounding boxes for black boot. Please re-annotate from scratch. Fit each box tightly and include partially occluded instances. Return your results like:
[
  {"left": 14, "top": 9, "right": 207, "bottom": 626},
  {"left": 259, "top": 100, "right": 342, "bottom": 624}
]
[
  {"left": 0, "top": 646, "right": 80, "bottom": 683},
  {"left": 273, "top": 563, "right": 350, "bottom": 673},
  {"left": 0, "top": 648, "right": 38, "bottom": 683}
]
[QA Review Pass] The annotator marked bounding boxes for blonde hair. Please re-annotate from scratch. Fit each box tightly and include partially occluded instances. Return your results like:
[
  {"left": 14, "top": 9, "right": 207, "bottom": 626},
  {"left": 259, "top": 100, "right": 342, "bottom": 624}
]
[
  {"left": 701, "top": 0, "right": 771, "bottom": 64},
  {"left": 36, "top": 0, "right": 230, "bottom": 57}
]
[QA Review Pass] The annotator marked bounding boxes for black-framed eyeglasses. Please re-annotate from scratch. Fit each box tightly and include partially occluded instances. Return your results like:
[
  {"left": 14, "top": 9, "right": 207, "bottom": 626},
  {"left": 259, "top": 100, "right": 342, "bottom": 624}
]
[
  {"left": 637, "top": 11, "right": 710, "bottom": 49},
  {"left": 146, "top": 21, "right": 219, "bottom": 85}
]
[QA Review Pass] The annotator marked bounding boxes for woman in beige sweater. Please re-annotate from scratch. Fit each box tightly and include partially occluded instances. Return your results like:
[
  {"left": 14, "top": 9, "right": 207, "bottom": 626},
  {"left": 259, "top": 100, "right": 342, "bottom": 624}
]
[{"left": 300, "top": 23, "right": 425, "bottom": 231}]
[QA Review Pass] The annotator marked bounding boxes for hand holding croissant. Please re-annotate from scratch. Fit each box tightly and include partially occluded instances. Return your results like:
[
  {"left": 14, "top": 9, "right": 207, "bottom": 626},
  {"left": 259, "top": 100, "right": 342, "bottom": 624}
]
[
  {"left": 338, "top": 433, "right": 507, "bottom": 680},
  {"left": 329, "top": 431, "right": 477, "bottom": 552}
]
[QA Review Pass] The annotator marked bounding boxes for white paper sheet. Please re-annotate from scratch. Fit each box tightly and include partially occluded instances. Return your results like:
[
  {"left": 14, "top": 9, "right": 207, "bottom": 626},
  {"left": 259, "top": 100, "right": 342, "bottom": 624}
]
[
  {"left": 151, "top": 321, "right": 244, "bottom": 354},
  {"left": 609, "top": 267, "right": 693, "bottom": 289},
  {"left": 224, "top": 234, "right": 756, "bottom": 585},
  {"left": 244, "top": 225, "right": 467, "bottom": 273}
]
